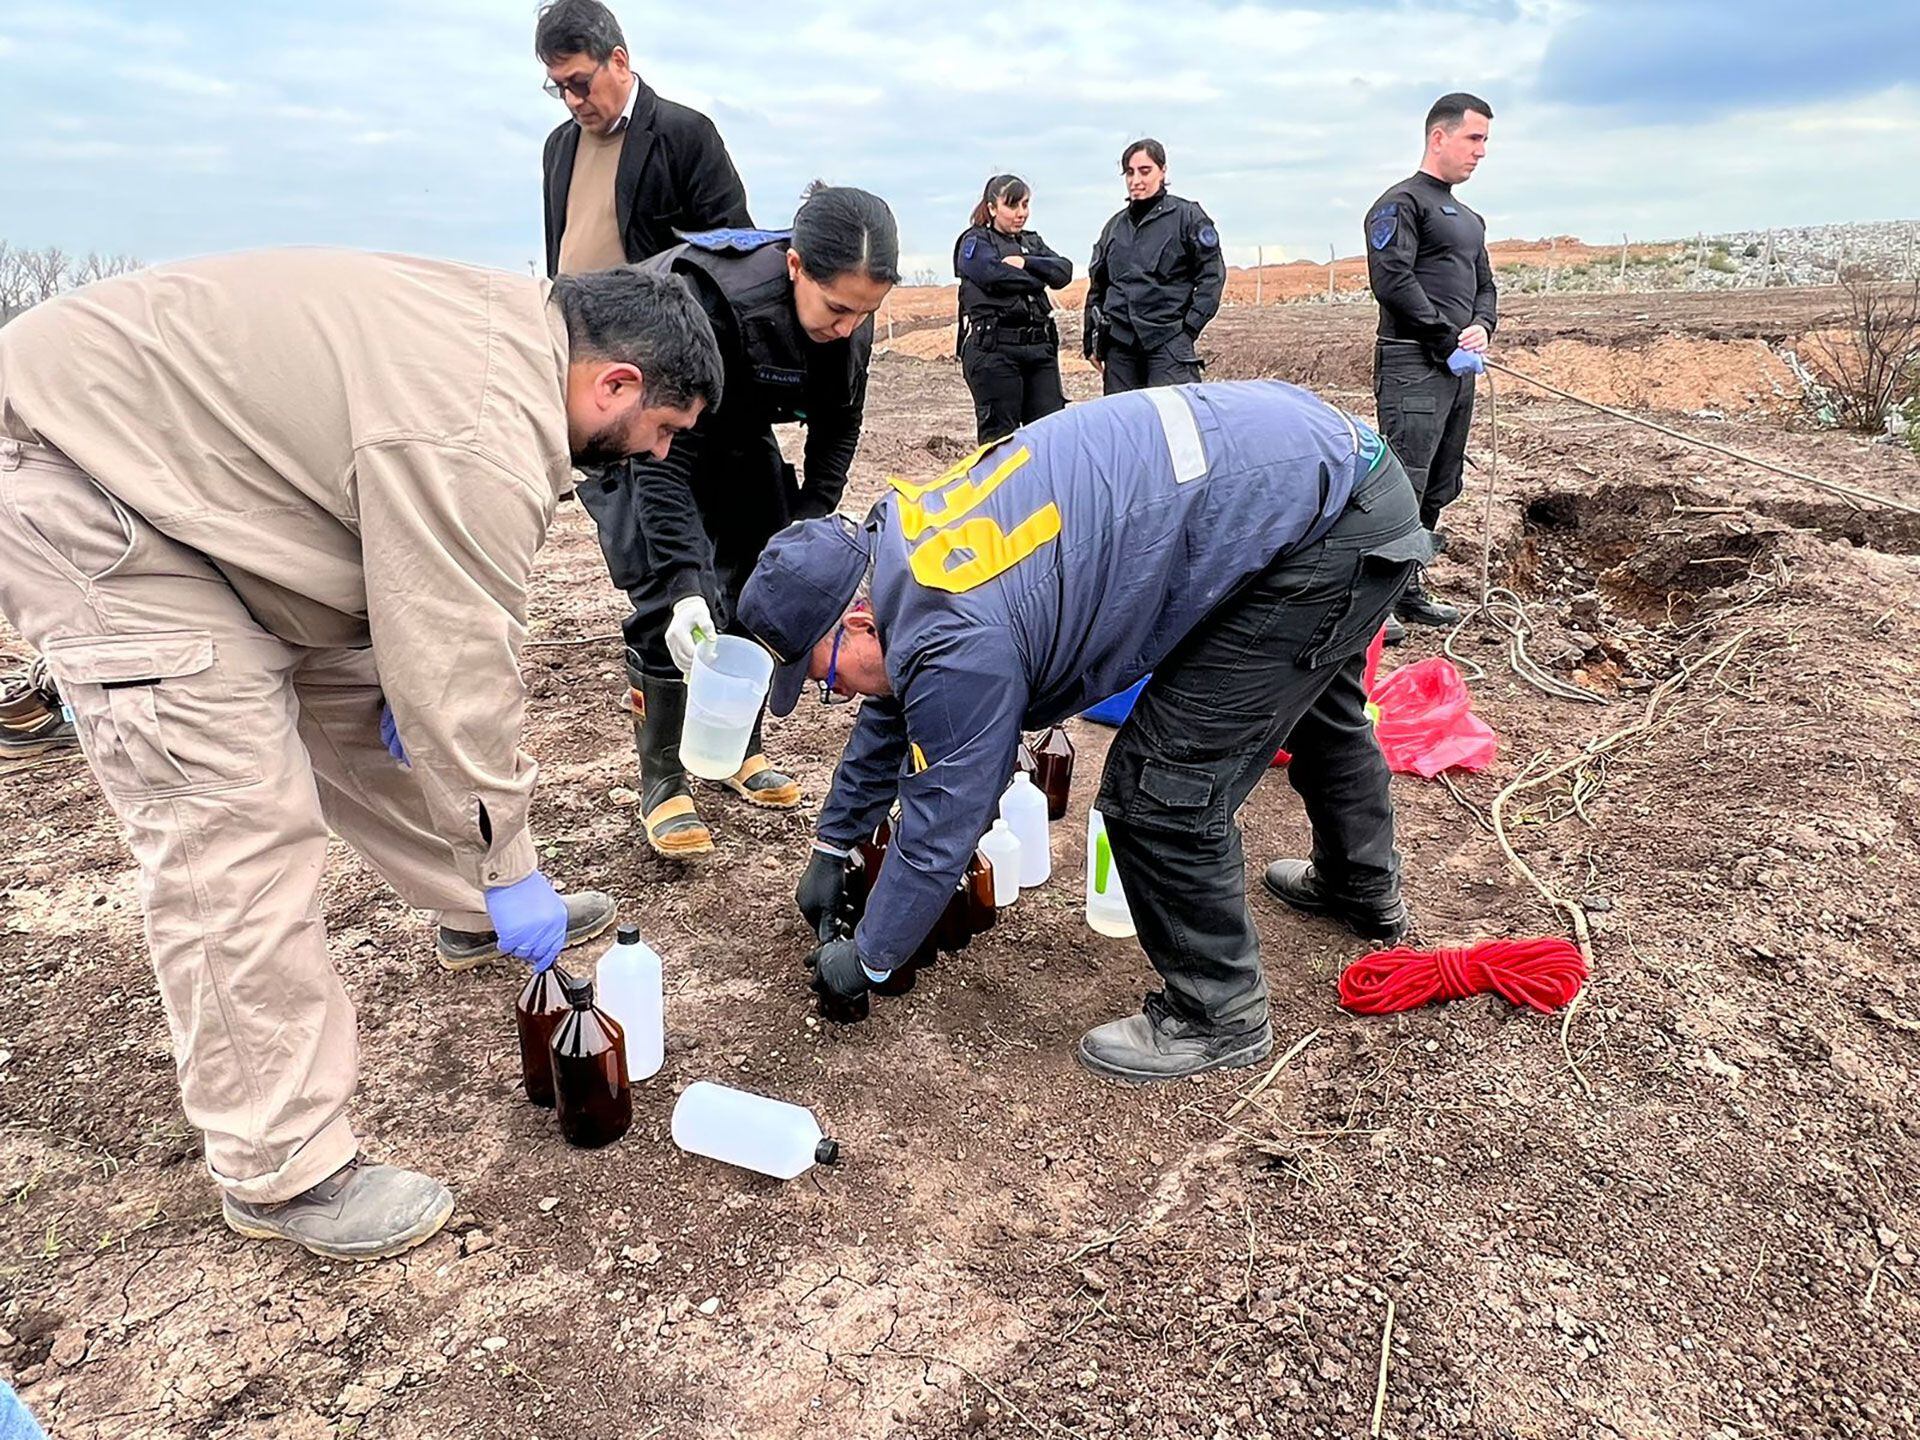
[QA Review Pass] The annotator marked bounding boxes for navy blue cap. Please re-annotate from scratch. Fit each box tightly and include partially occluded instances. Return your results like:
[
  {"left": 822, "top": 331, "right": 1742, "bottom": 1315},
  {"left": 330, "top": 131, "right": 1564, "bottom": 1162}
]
[{"left": 736, "top": 514, "right": 873, "bottom": 717}]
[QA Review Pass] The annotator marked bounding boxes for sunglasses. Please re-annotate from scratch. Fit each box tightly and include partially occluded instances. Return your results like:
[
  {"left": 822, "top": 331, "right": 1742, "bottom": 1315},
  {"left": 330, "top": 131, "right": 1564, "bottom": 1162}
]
[
  {"left": 817, "top": 623, "right": 853, "bottom": 707},
  {"left": 542, "top": 61, "right": 606, "bottom": 101}
]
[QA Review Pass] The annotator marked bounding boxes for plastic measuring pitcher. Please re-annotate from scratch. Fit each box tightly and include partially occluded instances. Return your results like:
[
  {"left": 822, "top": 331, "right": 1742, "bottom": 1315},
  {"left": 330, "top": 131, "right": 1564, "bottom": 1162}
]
[
  {"left": 1085, "top": 808, "right": 1136, "bottom": 938},
  {"left": 682, "top": 636, "right": 774, "bottom": 780},
  {"left": 671, "top": 1081, "right": 840, "bottom": 1179}
]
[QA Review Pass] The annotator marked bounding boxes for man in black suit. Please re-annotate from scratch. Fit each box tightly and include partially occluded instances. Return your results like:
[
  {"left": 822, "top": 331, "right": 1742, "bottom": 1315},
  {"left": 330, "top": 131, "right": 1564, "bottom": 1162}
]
[{"left": 536, "top": 0, "right": 751, "bottom": 277}]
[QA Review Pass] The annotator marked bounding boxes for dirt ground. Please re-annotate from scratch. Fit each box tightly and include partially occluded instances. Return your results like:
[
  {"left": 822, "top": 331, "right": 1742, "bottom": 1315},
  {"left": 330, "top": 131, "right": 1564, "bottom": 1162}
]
[{"left": 3, "top": 286, "right": 1918, "bottom": 1440}]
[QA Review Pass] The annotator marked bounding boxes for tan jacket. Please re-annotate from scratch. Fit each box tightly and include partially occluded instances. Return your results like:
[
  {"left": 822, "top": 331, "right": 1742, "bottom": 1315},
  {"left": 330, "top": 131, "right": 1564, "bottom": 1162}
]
[{"left": 0, "top": 248, "right": 575, "bottom": 891}]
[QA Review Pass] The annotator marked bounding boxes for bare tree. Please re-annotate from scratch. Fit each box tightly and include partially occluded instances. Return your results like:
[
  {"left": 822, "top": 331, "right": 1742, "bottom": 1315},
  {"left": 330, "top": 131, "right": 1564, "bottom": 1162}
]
[
  {"left": 0, "top": 242, "right": 24, "bottom": 321},
  {"left": 21, "top": 246, "right": 69, "bottom": 306},
  {"left": 1805, "top": 264, "right": 1920, "bottom": 432}
]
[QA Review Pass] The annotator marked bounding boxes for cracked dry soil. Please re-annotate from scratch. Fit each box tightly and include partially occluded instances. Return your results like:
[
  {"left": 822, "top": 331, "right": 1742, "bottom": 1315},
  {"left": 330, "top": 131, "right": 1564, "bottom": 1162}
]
[{"left": 3, "top": 287, "right": 1919, "bottom": 1439}]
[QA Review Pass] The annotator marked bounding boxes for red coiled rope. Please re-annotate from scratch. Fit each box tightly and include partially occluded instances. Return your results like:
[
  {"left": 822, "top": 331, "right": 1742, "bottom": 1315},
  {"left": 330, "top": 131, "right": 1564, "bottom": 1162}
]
[{"left": 1338, "top": 938, "right": 1588, "bottom": 1015}]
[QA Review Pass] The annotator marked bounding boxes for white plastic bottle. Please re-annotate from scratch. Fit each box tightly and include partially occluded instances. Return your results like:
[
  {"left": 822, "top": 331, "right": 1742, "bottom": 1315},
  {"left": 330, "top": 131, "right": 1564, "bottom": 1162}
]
[
  {"left": 593, "top": 925, "right": 664, "bottom": 1081},
  {"left": 1085, "top": 808, "right": 1137, "bottom": 938},
  {"left": 978, "top": 819, "right": 1024, "bottom": 906},
  {"left": 671, "top": 1081, "right": 840, "bottom": 1179},
  {"left": 998, "top": 772, "right": 1051, "bottom": 887}
]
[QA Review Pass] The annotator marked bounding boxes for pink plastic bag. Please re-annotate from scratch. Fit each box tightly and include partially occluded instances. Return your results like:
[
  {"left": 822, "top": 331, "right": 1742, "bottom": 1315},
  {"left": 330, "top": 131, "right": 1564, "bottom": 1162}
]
[{"left": 1370, "top": 657, "right": 1498, "bottom": 777}]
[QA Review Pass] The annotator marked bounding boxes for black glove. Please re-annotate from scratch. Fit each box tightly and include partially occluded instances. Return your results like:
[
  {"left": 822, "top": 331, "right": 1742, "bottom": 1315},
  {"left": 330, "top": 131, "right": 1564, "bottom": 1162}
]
[
  {"left": 809, "top": 937, "right": 872, "bottom": 1023},
  {"left": 797, "top": 847, "right": 850, "bottom": 942}
]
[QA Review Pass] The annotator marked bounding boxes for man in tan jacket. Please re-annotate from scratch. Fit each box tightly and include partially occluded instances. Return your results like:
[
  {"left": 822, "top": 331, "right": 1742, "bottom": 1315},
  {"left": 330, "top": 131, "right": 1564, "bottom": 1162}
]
[{"left": 0, "top": 249, "right": 722, "bottom": 1260}]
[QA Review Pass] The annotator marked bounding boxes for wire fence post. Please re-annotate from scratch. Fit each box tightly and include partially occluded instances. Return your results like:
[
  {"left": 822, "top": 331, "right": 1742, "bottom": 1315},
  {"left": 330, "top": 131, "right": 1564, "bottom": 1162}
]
[
  {"left": 1760, "top": 230, "right": 1774, "bottom": 289},
  {"left": 1255, "top": 246, "right": 1262, "bottom": 307},
  {"left": 1327, "top": 243, "right": 1335, "bottom": 301},
  {"left": 1617, "top": 232, "right": 1629, "bottom": 289},
  {"left": 1693, "top": 231, "right": 1705, "bottom": 288},
  {"left": 1546, "top": 237, "right": 1557, "bottom": 293}
]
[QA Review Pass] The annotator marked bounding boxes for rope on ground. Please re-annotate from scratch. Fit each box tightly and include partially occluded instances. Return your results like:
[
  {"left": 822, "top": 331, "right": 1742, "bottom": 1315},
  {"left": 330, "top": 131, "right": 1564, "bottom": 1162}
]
[
  {"left": 524, "top": 630, "right": 622, "bottom": 648},
  {"left": 1444, "top": 367, "right": 1609, "bottom": 705},
  {"left": 1483, "top": 357, "right": 1920, "bottom": 517}
]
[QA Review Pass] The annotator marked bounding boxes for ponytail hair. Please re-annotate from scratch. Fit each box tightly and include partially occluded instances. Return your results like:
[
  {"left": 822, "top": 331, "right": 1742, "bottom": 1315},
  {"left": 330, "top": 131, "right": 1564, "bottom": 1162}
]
[
  {"left": 969, "top": 173, "right": 1030, "bottom": 229},
  {"left": 791, "top": 182, "right": 901, "bottom": 287}
]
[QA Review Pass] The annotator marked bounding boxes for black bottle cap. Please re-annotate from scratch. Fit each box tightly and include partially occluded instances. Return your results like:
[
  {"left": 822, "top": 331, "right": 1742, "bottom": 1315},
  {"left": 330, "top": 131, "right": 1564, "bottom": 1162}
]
[
  {"left": 616, "top": 924, "right": 640, "bottom": 945},
  {"left": 814, "top": 1137, "right": 841, "bottom": 1167},
  {"left": 561, "top": 975, "right": 596, "bottom": 1008}
]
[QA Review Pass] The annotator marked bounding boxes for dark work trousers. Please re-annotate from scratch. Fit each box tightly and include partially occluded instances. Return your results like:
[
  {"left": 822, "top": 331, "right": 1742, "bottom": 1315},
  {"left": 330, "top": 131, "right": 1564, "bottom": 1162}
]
[
  {"left": 575, "top": 430, "right": 788, "bottom": 686},
  {"left": 961, "top": 326, "right": 1066, "bottom": 443},
  {"left": 1094, "top": 455, "right": 1428, "bottom": 1033},
  {"left": 1101, "top": 337, "right": 1203, "bottom": 395},
  {"left": 1374, "top": 340, "right": 1475, "bottom": 532}
]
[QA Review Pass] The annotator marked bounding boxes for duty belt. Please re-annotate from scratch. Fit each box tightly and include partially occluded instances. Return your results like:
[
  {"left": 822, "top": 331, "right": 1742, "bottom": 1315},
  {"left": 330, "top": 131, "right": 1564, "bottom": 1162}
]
[{"left": 973, "top": 317, "right": 1052, "bottom": 346}]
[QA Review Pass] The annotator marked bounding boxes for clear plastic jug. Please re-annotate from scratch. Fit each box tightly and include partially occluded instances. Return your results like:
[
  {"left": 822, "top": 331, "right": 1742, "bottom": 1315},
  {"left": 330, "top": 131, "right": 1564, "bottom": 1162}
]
[
  {"left": 671, "top": 1081, "right": 840, "bottom": 1180},
  {"left": 998, "top": 772, "right": 1051, "bottom": 887},
  {"left": 978, "top": 820, "right": 1023, "bottom": 906},
  {"left": 594, "top": 924, "right": 664, "bottom": 1082},
  {"left": 682, "top": 636, "right": 774, "bottom": 780},
  {"left": 1085, "top": 808, "right": 1136, "bottom": 938}
]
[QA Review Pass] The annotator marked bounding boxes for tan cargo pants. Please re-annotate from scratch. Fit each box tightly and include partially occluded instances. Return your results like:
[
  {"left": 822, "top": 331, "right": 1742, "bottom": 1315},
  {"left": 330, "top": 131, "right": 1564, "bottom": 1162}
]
[{"left": 0, "top": 439, "right": 493, "bottom": 1203}]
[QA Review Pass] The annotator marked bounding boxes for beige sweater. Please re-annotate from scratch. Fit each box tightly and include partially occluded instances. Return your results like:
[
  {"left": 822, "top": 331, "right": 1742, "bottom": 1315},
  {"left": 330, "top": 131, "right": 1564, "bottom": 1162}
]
[
  {"left": 0, "top": 247, "right": 575, "bottom": 890},
  {"left": 557, "top": 126, "right": 629, "bottom": 274}
]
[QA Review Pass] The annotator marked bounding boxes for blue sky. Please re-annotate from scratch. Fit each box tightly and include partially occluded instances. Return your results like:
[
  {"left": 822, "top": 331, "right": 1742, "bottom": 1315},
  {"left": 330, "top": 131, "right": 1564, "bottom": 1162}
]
[{"left": 1, "top": 0, "right": 1914, "bottom": 280}]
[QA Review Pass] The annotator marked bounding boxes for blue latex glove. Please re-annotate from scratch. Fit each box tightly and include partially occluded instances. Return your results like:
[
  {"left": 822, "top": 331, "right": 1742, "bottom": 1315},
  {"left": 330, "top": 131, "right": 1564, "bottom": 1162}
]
[
  {"left": 378, "top": 702, "right": 409, "bottom": 767},
  {"left": 1446, "top": 347, "right": 1486, "bottom": 377},
  {"left": 485, "top": 871, "right": 569, "bottom": 969}
]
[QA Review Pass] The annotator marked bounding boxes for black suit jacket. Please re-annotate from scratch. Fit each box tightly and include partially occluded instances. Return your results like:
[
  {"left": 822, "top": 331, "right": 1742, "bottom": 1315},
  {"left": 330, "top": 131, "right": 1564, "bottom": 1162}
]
[{"left": 541, "top": 79, "right": 750, "bottom": 276}]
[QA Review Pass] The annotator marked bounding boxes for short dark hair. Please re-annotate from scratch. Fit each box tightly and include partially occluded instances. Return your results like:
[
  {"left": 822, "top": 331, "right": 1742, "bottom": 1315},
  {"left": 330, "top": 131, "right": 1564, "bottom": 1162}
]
[
  {"left": 552, "top": 268, "right": 723, "bottom": 412},
  {"left": 1426, "top": 92, "right": 1493, "bottom": 134},
  {"left": 1121, "top": 138, "right": 1167, "bottom": 172},
  {"left": 534, "top": 0, "right": 625, "bottom": 64},
  {"left": 792, "top": 183, "right": 901, "bottom": 287}
]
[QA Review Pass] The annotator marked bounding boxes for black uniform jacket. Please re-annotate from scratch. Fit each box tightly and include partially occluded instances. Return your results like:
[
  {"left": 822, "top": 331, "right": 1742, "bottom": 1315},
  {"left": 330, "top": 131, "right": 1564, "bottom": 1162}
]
[
  {"left": 1084, "top": 191, "right": 1225, "bottom": 355},
  {"left": 541, "top": 79, "right": 751, "bottom": 276},
  {"left": 1364, "top": 171, "right": 1497, "bottom": 363},
  {"left": 628, "top": 231, "right": 873, "bottom": 603},
  {"left": 953, "top": 225, "right": 1074, "bottom": 345}
]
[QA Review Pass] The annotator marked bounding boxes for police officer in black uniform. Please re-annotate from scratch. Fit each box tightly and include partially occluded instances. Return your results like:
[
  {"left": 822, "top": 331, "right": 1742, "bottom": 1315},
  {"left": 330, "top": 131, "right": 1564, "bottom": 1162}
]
[
  {"left": 1085, "top": 139, "right": 1225, "bottom": 394},
  {"left": 1365, "top": 92, "right": 1497, "bottom": 630},
  {"left": 953, "top": 174, "right": 1074, "bottom": 443},
  {"left": 577, "top": 185, "right": 898, "bottom": 858}
]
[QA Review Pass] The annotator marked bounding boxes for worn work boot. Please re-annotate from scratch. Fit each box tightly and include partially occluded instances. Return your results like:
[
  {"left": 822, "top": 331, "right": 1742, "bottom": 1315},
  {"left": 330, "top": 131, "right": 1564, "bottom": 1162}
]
[
  {"left": 715, "top": 714, "right": 801, "bottom": 809},
  {"left": 1394, "top": 572, "right": 1462, "bottom": 628},
  {"left": 634, "top": 676, "right": 713, "bottom": 858},
  {"left": 437, "top": 888, "right": 616, "bottom": 971},
  {"left": 1381, "top": 613, "right": 1409, "bottom": 647},
  {"left": 1077, "top": 992, "right": 1274, "bottom": 1084},
  {"left": 1261, "top": 859, "right": 1409, "bottom": 943},
  {"left": 221, "top": 1161, "right": 453, "bottom": 1262},
  {"left": 0, "top": 657, "right": 79, "bottom": 762}
]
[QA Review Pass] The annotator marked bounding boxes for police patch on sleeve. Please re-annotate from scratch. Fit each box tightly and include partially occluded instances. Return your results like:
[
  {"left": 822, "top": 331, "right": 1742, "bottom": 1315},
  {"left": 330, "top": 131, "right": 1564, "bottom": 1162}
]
[
  {"left": 962, "top": 237, "right": 978, "bottom": 261},
  {"left": 1368, "top": 204, "right": 1399, "bottom": 250},
  {"left": 1196, "top": 224, "right": 1219, "bottom": 248}
]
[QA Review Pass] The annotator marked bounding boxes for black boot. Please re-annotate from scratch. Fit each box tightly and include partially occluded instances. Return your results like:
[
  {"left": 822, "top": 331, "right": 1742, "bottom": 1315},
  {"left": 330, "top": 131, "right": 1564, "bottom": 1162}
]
[
  {"left": 1395, "top": 572, "right": 1462, "bottom": 627},
  {"left": 634, "top": 675, "right": 712, "bottom": 858},
  {"left": 1261, "top": 859, "right": 1409, "bottom": 942}
]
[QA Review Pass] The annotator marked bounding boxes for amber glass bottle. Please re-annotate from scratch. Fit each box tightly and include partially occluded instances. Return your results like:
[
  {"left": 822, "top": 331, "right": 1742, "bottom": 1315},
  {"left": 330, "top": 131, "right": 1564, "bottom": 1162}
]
[
  {"left": 1033, "top": 726, "right": 1075, "bottom": 821},
  {"left": 550, "top": 976, "right": 632, "bottom": 1148},
  {"left": 964, "top": 851, "right": 996, "bottom": 934},
  {"left": 514, "top": 963, "right": 577, "bottom": 1108}
]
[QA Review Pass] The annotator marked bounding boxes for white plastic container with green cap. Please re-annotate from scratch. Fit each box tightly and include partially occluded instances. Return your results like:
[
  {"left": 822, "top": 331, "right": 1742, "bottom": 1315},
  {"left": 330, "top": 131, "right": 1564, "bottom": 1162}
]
[
  {"left": 594, "top": 924, "right": 664, "bottom": 1081},
  {"left": 1084, "top": 808, "right": 1136, "bottom": 938},
  {"left": 671, "top": 1081, "right": 840, "bottom": 1179}
]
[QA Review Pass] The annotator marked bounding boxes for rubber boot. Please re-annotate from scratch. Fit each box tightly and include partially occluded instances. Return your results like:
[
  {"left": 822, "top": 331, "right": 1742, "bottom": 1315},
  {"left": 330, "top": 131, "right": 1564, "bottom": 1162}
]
[
  {"left": 634, "top": 676, "right": 713, "bottom": 858},
  {"left": 716, "top": 710, "right": 802, "bottom": 809}
]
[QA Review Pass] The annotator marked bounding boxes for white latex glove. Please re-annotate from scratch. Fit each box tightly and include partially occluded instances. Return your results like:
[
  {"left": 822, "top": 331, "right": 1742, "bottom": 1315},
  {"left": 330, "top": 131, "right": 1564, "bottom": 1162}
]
[{"left": 666, "top": 596, "right": 716, "bottom": 673}]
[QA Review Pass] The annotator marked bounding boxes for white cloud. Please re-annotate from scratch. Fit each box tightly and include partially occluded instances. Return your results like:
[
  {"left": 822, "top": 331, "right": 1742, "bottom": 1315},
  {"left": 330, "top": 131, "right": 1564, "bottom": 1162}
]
[{"left": 0, "top": 0, "right": 1912, "bottom": 274}]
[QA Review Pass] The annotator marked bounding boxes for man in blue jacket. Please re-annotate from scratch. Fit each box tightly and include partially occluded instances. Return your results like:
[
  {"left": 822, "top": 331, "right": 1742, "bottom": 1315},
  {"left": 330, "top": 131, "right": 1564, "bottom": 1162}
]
[{"left": 736, "top": 381, "right": 1429, "bottom": 1082}]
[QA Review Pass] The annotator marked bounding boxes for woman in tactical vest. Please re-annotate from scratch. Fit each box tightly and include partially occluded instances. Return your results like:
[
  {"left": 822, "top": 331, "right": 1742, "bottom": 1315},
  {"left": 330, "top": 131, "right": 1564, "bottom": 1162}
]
[
  {"left": 953, "top": 174, "right": 1073, "bottom": 443},
  {"left": 576, "top": 183, "right": 898, "bottom": 857}
]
